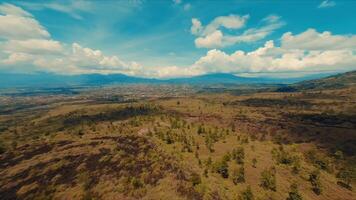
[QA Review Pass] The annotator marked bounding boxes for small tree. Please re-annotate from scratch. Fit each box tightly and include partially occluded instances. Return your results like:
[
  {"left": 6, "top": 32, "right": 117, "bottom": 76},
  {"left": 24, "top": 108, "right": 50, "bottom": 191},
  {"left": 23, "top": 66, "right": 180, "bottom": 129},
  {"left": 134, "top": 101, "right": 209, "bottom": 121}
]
[
  {"left": 232, "top": 166, "right": 245, "bottom": 184},
  {"left": 287, "top": 182, "right": 303, "bottom": 200},
  {"left": 260, "top": 167, "right": 277, "bottom": 191},
  {"left": 239, "top": 185, "right": 254, "bottom": 200},
  {"left": 309, "top": 170, "right": 322, "bottom": 195}
]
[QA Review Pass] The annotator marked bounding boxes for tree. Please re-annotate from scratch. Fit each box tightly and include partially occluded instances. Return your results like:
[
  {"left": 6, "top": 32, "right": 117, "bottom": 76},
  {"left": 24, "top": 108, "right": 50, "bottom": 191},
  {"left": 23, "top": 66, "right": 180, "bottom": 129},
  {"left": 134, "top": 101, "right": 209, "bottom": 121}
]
[
  {"left": 287, "top": 182, "right": 303, "bottom": 200},
  {"left": 260, "top": 167, "right": 277, "bottom": 191},
  {"left": 309, "top": 170, "right": 322, "bottom": 195},
  {"left": 232, "top": 166, "right": 245, "bottom": 184},
  {"left": 239, "top": 185, "right": 254, "bottom": 200}
]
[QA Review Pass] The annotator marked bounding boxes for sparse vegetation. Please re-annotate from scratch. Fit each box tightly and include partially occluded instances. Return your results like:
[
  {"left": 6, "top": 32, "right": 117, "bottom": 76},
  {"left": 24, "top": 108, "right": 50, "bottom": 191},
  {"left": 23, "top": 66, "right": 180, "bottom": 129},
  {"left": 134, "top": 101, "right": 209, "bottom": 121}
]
[
  {"left": 260, "top": 167, "right": 277, "bottom": 191},
  {"left": 1, "top": 77, "right": 355, "bottom": 200}
]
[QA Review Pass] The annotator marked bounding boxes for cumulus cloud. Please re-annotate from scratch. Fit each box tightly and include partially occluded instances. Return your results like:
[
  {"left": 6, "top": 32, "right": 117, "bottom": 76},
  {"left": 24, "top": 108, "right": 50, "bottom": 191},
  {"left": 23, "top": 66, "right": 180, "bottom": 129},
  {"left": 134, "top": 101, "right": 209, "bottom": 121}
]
[
  {"left": 281, "top": 29, "right": 356, "bottom": 50},
  {"left": 0, "top": 6, "right": 50, "bottom": 39},
  {"left": 190, "top": 36, "right": 356, "bottom": 76},
  {"left": 0, "top": 3, "right": 355, "bottom": 78},
  {"left": 0, "top": 3, "right": 143, "bottom": 75},
  {"left": 191, "top": 14, "right": 284, "bottom": 48},
  {"left": 2, "top": 39, "right": 63, "bottom": 54},
  {"left": 318, "top": 0, "right": 336, "bottom": 8},
  {"left": 0, "top": 3, "right": 32, "bottom": 17}
]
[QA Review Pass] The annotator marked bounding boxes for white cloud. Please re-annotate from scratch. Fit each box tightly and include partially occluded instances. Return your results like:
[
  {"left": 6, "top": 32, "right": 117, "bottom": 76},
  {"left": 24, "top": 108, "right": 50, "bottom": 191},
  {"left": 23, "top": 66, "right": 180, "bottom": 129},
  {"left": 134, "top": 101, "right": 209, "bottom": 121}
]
[
  {"left": 202, "top": 14, "right": 249, "bottom": 36},
  {"left": 3, "top": 39, "right": 63, "bottom": 54},
  {"left": 0, "top": 4, "right": 355, "bottom": 78},
  {"left": 191, "top": 18, "right": 203, "bottom": 35},
  {"left": 17, "top": 0, "right": 92, "bottom": 20},
  {"left": 2, "top": 52, "right": 33, "bottom": 65},
  {"left": 281, "top": 29, "right": 356, "bottom": 50},
  {"left": 191, "top": 14, "right": 284, "bottom": 48},
  {"left": 195, "top": 30, "right": 224, "bottom": 48},
  {"left": 318, "top": 0, "right": 336, "bottom": 8},
  {"left": 0, "top": 11, "right": 50, "bottom": 40},
  {"left": 0, "top": 3, "right": 32, "bottom": 17},
  {"left": 190, "top": 38, "right": 356, "bottom": 76},
  {"left": 0, "top": 4, "right": 143, "bottom": 75}
]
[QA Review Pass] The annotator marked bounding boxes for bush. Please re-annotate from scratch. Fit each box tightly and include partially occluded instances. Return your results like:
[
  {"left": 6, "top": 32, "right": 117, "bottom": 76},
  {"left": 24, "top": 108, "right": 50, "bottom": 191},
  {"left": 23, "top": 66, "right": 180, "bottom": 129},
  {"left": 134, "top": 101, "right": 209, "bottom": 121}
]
[
  {"left": 309, "top": 170, "right": 322, "bottom": 195},
  {"left": 305, "top": 149, "right": 332, "bottom": 172},
  {"left": 232, "top": 166, "right": 245, "bottom": 184},
  {"left": 287, "top": 182, "right": 303, "bottom": 200},
  {"left": 190, "top": 172, "right": 201, "bottom": 186},
  {"left": 260, "top": 167, "right": 277, "bottom": 191},
  {"left": 271, "top": 147, "right": 293, "bottom": 165},
  {"left": 213, "top": 160, "right": 229, "bottom": 178},
  {"left": 232, "top": 147, "right": 245, "bottom": 164},
  {"left": 239, "top": 186, "right": 254, "bottom": 200},
  {"left": 336, "top": 168, "right": 353, "bottom": 190}
]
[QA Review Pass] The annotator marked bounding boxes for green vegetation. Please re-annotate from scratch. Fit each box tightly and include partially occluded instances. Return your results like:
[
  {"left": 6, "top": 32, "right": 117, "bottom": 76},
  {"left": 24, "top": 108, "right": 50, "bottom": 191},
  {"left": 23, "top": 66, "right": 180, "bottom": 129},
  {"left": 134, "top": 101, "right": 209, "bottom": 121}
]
[
  {"left": 260, "top": 167, "right": 277, "bottom": 191},
  {"left": 232, "top": 165, "right": 245, "bottom": 184},
  {"left": 287, "top": 182, "right": 303, "bottom": 200},
  {"left": 239, "top": 185, "right": 254, "bottom": 200}
]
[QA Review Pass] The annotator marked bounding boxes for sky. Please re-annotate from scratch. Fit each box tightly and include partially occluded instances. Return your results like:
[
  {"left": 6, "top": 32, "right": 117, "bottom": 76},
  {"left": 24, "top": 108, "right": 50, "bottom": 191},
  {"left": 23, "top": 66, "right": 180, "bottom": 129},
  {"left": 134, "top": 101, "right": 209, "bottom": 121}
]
[{"left": 0, "top": 0, "right": 355, "bottom": 78}]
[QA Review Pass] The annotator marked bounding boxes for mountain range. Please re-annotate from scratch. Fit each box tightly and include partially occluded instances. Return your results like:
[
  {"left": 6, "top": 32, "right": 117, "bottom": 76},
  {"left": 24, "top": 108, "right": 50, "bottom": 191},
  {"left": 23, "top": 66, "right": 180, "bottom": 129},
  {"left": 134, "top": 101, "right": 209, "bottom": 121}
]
[{"left": 0, "top": 71, "right": 345, "bottom": 88}]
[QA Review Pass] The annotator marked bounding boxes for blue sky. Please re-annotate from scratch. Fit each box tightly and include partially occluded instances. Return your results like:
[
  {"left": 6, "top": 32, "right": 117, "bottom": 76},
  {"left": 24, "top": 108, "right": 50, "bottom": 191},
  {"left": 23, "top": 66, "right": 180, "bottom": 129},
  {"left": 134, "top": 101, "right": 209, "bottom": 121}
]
[{"left": 0, "top": 0, "right": 355, "bottom": 78}]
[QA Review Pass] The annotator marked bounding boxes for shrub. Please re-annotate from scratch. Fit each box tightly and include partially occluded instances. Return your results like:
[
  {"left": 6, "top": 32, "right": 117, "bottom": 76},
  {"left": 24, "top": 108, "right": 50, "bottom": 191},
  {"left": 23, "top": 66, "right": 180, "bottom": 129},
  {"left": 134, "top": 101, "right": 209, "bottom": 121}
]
[
  {"left": 239, "top": 186, "right": 254, "bottom": 200},
  {"left": 232, "top": 166, "right": 245, "bottom": 184},
  {"left": 213, "top": 160, "right": 229, "bottom": 178},
  {"left": 190, "top": 172, "right": 201, "bottom": 186},
  {"left": 336, "top": 168, "right": 354, "bottom": 190},
  {"left": 271, "top": 147, "right": 293, "bottom": 165},
  {"left": 287, "top": 182, "right": 303, "bottom": 200},
  {"left": 260, "top": 167, "right": 277, "bottom": 191},
  {"left": 309, "top": 170, "right": 322, "bottom": 195},
  {"left": 232, "top": 147, "right": 245, "bottom": 164}
]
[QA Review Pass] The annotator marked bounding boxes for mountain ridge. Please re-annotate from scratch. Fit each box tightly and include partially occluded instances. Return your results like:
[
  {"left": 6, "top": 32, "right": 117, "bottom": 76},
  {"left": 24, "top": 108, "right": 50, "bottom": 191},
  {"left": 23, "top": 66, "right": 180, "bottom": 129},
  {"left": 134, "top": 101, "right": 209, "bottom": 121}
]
[{"left": 0, "top": 71, "right": 344, "bottom": 88}]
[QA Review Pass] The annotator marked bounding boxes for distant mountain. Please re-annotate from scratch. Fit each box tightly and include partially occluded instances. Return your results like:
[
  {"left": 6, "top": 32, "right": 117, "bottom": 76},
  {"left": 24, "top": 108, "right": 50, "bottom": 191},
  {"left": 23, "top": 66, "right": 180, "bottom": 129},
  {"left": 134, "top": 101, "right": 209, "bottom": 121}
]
[
  {"left": 166, "top": 73, "right": 276, "bottom": 84},
  {"left": 277, "top": 71, "right": 356, "bottom": 92},
  {"left": 0, "top": 73, "right": 158, "bottom": 88},
  {"left": 0, "top": 71, "right": 345, "bottom": 88}
]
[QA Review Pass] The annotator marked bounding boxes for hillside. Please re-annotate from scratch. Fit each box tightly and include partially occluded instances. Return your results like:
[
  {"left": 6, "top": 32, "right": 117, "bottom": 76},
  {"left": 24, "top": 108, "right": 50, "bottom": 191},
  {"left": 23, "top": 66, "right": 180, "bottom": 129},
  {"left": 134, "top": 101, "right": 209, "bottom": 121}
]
[
  {"left": 0, "top": 84, "right": 355, "bottom": 200},
  {"left": 280, "top": 71, "right": 356, "bottom": 91}
]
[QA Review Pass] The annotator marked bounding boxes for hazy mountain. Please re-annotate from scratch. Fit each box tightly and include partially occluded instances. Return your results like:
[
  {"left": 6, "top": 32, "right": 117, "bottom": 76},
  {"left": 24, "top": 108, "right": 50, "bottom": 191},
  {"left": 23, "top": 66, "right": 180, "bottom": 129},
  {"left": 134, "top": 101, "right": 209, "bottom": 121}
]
[{"left": 0, "top": 71, "right": 341, "bottom": 88}]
